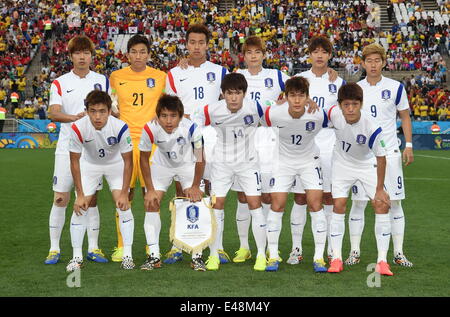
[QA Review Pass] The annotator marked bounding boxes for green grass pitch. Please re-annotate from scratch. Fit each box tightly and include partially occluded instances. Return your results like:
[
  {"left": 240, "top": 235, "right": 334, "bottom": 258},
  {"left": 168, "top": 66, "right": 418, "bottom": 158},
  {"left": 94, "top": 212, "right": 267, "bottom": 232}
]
[{"left": 0, "top": 149, "right": 449, "bottom": 297}]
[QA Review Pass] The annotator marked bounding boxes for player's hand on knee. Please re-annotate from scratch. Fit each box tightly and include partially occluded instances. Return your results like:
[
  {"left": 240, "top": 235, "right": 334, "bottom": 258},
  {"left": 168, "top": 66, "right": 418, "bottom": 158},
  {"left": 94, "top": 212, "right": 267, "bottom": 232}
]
[
  {"left": 185, "top": 186, "right": 203, "bottom": 202},
  {"left": 374, "top": 189, "right": 390, "bottom": 209},
  {"left": 144, "top": 190, "right": 160, "bottom": 211},
  {"left": 74, "top": 196, "right": 88, "bottom": 215},
  {"left": 116, "top": 193, "right": 130, "bottom": 211}
]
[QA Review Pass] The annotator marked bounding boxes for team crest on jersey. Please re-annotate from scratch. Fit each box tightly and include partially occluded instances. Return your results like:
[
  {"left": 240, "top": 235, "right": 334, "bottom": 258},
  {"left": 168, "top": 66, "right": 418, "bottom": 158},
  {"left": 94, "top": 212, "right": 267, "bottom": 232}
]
[
  {"left": 177, "top": 136, "right": 186, "bottom": 145},
  {"left": 206, "top": 72, "right": 216, "bottom": 82},
  {"left": 94, "top": 83, "right": 102, "bottom": 91},
  {"left": 264, "top": 78, "right": 273, "bottom": 88},
  {"left": 107, "top": 136, "right": 118, "bottom": 145},
  {"left": 147, "top": 78, "right": 155, "bottom": 88},
  {"left": 328, "top": 84, "right": 337, "bottom": 94},
  {"left": 356, "top": 134, "right": 367, "bottom": 145},
  {"left": 381, "top": 89, "right": 391, "bottom": 100},
  {"left": 305, "top": 121, "right": 315, "bottom": 132},
  {"left": 186, "top": 205, "right": 199, "bottom": 223},
  {"left": 244, "top": 115, "right": 254, "bottom": 125}
]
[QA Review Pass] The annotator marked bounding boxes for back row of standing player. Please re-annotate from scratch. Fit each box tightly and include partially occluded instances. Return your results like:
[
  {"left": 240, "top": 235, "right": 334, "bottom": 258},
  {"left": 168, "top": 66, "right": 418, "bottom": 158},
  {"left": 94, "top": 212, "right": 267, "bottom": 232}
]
[{"left": 44, "top": 24, "right": 414, "bottom": 273}]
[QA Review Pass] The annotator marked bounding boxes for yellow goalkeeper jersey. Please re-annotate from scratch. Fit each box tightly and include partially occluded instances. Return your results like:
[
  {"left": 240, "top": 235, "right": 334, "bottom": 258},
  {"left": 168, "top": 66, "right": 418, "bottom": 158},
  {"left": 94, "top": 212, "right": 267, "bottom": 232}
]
[{"left": 110, "top": 66, "right": 166, "bottom": 139}]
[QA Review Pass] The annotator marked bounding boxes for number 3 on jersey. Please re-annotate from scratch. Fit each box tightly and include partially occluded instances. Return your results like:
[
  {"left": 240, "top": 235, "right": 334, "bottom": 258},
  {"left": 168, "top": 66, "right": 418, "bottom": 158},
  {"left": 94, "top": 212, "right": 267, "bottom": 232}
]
[{"left": 193, "top": 87, "right": 204, "bottom": 100}]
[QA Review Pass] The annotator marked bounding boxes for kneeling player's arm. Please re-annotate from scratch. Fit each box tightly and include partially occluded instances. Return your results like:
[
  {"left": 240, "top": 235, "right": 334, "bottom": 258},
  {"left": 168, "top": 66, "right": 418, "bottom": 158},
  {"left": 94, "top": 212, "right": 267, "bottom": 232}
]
[
  {"left": 139, "top": 151, "right": 155, "bottom": 191},
  {"left": 69, "top": 151, "right": 83, "bottom": 197},
  {"left": 121, "top": 151, "right": 133, "bottom": 194},
  {"left": 375, "top": 155, "right": 387, "bottom": 191},
  {"left": 192, "top": 147, "right": 206, "bottom": 188}
]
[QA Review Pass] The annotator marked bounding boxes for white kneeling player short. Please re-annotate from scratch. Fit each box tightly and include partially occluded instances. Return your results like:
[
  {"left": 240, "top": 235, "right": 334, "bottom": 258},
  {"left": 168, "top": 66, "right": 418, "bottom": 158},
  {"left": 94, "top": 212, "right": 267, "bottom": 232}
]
[
  {"left": 52, "top": 154, "right": 74, "bottom": 192},
  {"left": 150, "top": 163, "right": 195, "bottom": 192},
  {"left": 231, "top": 172, "right": 272, "bottom": 194},
  {"left": 270, "top": 158, "right": 323, "bottom": 193},
  {"left": 211, "top": 162, "right": 261, "bottom": 197},
  {"left": 80, "top": 160, "right": 122, "bottom": 196},
  {"left": 291, "top": 151, "right": 332, "bottom": 194},
  {"left": 331, "top": 160, "right": 377, "bottom": 200},
  {"left": 351, "top": 151, "right": 404, "bottom": 201}
]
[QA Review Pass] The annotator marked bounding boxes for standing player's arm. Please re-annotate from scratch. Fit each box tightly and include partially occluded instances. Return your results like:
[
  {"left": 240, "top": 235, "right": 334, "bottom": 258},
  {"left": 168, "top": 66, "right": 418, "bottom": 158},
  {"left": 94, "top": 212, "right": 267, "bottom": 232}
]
[
  {"left": 140, "top": 150, "right": 160, "bottom": 210},
  {"left": 49, "top": 104, "right": 85, "bottom": 123},
  {"left": 69, "top": 151, "right": 88, "bottom": 215},
  {"left": 398, "top": 109, "right": 414, "bottom": 166},
  {"left": 374, "top": 155, "right": 390, "bottom": 207},
  {"left": 116, "top": 151, "right": 133, "bottom": 211}
]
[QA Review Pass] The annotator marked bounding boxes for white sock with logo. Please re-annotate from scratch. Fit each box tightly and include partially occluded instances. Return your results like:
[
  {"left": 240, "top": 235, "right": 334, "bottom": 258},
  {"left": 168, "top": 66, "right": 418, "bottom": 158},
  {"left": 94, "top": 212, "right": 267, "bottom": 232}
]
[
  {"left": 87, "top": 206, "right": 100, "bottom": 252},
  {"left": 236, "top": 202, "right": 250, "bottom": 250},
  {"left": 117, "top": 208, "right": 134, "bottom": 258},
  {"left": 375, "top": 213, "right": 391, "bottom": 263},
  {"left": 390, "top": 200, "right": 405, "bottom": 255},
  {"left": 349, "top": 200, "right": 367, "bottom": 254},
  {"left": 290, "top": 203, "right": 307, "bottom": 253},
  {"left": 330, "top": 212, "right": 345, "bottom": 260},
  {"left": 250, "top": 207, "right": 267, "bottom": 256},
  {"left": 310, "top": 209, "right": 327, "bottom": 261},
  {"left": 261, "top": 202, "right": 271, "bottom": 220},
  {"left": 49, "top": 205, "right": 66, "bottom": 253},
  {"left": 266, "top": 210, "right": 283, "bottom": 259},
  {"left": 210, "top": 209, "right": 224, "bottom": 257},
  {"left": 144, "top": 212, "right": 161, "bottom": 258},
  {"left": 70, "top": 210, "right": 88, "bottom": 259}
]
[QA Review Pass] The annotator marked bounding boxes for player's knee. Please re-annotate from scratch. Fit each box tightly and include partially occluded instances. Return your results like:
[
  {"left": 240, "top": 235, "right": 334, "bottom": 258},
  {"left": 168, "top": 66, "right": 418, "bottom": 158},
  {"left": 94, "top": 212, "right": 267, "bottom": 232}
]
[
  {"left": 237, "top": 191, "right": 247, "bottom": 204},
  {"left": 213, "top": 200, "right": 225, "bottom": 210},
  {"left": 270, "top": 201, "right": 284, "bottom": 212},
  {"left": 308, "top": 201, "right": 322, "bottom": 212},
  {"left": 294, "top": 193, "right": 307, "bottom": 205},
  {"left": 128, "top": 188, "right": 135, "bottom": 201},
  {"left": 89, "top": 195, "right": 98, "bottom": 207},
  {"left": 333, "top": 200, "right": 347, "bottom": 214},
  {"left": 373, "top": 201, "right": 389, "bottom": 214},
  {"left": 261, "top": 193, "right": 271, "bottom": 205},
  {"left": 54, "top": 193, "right": 69, "bottom": 207},
  {"left": 323, "top": 192, "right": 333, "bottom": 205}
]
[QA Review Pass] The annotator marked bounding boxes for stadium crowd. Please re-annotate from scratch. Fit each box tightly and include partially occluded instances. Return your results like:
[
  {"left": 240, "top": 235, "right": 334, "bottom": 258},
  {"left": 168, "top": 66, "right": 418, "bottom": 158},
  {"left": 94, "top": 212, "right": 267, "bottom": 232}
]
[{"left": 0, "top": 0, "right": 448, "bottom": 121}]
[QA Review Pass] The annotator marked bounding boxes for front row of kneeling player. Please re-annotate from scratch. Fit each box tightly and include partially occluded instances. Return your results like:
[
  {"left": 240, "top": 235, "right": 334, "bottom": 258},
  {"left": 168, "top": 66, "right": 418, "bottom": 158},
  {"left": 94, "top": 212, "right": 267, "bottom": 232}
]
[{"left": 67, "top": 74, "right": 394, "bottom": 276}]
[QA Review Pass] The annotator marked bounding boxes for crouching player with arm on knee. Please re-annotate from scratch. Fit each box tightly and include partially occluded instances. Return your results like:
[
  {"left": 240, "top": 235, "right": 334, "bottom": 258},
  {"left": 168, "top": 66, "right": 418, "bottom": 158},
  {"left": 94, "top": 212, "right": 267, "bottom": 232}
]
[
  {"left": 68, "top": 90, "right": 134, "bottom": 272},
  {"left": 139, "top": 94, "right": 206, "bottom": 271},
  {"left": 327, "top": 83, "right": 393, "bottom": 276}
]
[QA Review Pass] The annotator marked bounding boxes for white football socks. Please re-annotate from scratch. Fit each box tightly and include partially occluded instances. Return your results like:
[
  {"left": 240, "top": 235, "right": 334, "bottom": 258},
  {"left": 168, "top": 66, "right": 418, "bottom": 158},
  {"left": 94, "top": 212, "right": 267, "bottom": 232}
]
[
  {"left": 144, "top": 212, "right": 161, "bottom": 257},
  {"left": 310, "top": 209, "right": 327, "bottom": 261},
  {"left": 261, "top": 202, "right": 271, "bottom": 220},
  {"left": 250, "top": 207, "right": 267, "bottom": 256},
  {"left": 390, "top": 200, "right": 405, "bottom": 255},
  {"left": 348, "top": 200, "right": 367, "bottom": 254},
  {"left": 117, "top": 208, "right": 134, "bottom": 258},
  {"left": 70, "top": 210, "right": 88, "bottom": 259},
  {"left": 210, "top": 209, "right": 224, "bottom": 257},
  {"left": 87, "top": 206, "right": 100, "bottom": 252},
  {"left": 236, "top": 202, "right": 250, "bottom": 250},
  {"left": 330, "top": 212, "right": 345, "bottom": 260},
  {"left": 290, "top": 203, "right": 307, "bottom": 253},
  {"left": 375, "top": 213, "right": 391, "bottom": 263},
  {"left": 49, "top": 205, "right": 66, "bottom": 253},
  {"left": 323, "top": 204, "right": 333, "bottom": 256},
  {"left": 266, "top": 210, "right": 283, "bottom": 259}
]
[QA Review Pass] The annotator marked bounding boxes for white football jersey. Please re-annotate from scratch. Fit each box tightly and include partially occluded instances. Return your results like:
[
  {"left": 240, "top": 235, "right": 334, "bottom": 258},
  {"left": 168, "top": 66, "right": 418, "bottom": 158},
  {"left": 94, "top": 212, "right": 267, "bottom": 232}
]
[
  {"left": 166, "top": 61, "right": 228, "bottom": 115},
  {"left": 237, "top": 68, "right": 289, "bottom": 102},
  {"left": 193, "top": 99, "right": 265, "bottom": 164},
  {"left": 139, "top": 118, "right": 202, "bottom": 168},
  {"left": 69, "top": 115, "right": 132, "bottom": 165},
  {"left": 296, "top": 69, "right": 346, "bottom": 154},
  {"left": 262, "top": 102, "right": 328, "bottom": 164},
  {"left": 50, "top": 70, "right": 111, "bottom": 155},
  {"left": 328, "top": 105, "right": 387, "bottom": 166},
  {"left": 357, "top": 76, "right": 409, "bottom": 152}
]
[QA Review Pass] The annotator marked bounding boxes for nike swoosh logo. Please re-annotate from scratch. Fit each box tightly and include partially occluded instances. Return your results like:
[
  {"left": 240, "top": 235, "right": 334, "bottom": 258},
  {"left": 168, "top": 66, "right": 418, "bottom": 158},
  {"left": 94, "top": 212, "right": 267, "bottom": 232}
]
[
  {"left": 317, "top": 230, "right": 326, "bottom": 233},
  {"left": 215, "top": 122, "right": 223, "bottom": 125},
  {"left": 290, "top": 223, "right": 301, "bottom": 226},
  {"left": 331, "top": 234, "right": 342, "bottom": 237},
  {"left": 85, "top": 139, "right": 94, "bottom": 143},
  {"left": 71, "top": 223, "right": 81, "bottom": 226},
  {"left": 395, "top": 192, "right": 402, "bottom": 195},
  {"left": 350, "top": 218, "right": 362, "bottom": 221},
  {"left": 92, "top": 228, "right": 100, "bottom": 231},
  {"left": 318, "top": 182, "right": 323, "bottom": 186},
  {"left": 156, "top": 141, "right": 166, "bottom": 144},
  {"left": 122, "top": 219, "right": 132, "bottom": 223},
  {"left": 393, "top": 216, "right": 404, "bottom": 220},
  {"left": 382, "top": 233, "right": 391, "bottom": 236},
  {"left": 236, "top": 219, "right": 250, "bottom": 222},
  {"left": 260, "top": 224, "right": 266, "bottom": 228},
  {"left": 119, "top": 82, "right": 127, "bottom": 85},
  {"left": 277, "top": 126, "right": 285, "bottom": 128},
  {"left": 268, "top": 230, "right": 279, "bottom": 233},
  {"left": 67, "top": 89, "right": 74, "bottom": 93},
  {"left": 180, "top": 78, "right": 188, "bottom": 82}
]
